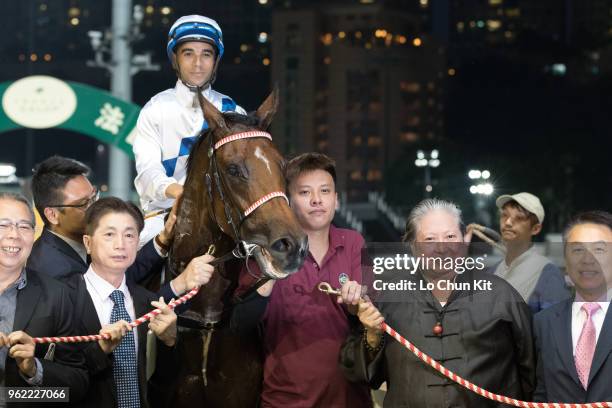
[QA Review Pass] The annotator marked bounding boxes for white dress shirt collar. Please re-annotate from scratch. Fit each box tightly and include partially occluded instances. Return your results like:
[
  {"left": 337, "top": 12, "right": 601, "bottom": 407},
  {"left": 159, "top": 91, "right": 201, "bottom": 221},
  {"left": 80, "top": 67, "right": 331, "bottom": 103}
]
[
  {"left": 570, "top": 291, "right": 611, "bottom": 355},
  {"left": 85, "top": 265, "right": 129, "bottom": 306}
]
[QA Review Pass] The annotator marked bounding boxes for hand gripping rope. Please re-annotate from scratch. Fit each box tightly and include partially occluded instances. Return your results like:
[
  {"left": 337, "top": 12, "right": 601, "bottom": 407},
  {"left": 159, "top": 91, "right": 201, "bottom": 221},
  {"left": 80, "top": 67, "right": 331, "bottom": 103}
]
[
  {"left": 32, "top": 245, "right": 220, "bottom": 345},
  {"left": 317, "top": 282, "right": 612, "bottom": 408},
  {"left": 32, "top": 287, "right": 201, "bottom": 344}
]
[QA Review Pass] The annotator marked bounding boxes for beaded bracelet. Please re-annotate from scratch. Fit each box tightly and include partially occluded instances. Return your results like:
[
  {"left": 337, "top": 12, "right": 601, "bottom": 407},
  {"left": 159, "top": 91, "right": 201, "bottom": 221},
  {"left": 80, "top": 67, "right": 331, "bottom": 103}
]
[{"left": 363, "top": 328, "right": 385, "bottom": 353}]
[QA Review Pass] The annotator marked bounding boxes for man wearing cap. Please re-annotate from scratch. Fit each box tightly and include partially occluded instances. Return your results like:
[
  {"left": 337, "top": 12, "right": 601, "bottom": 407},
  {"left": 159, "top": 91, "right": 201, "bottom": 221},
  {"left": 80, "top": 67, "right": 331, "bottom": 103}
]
[
  {"left": 494, "top": 192, "right": 570, "bottom": 313},
  {"left": 133, "top": 14, "right": 246, "bottom": 244}
]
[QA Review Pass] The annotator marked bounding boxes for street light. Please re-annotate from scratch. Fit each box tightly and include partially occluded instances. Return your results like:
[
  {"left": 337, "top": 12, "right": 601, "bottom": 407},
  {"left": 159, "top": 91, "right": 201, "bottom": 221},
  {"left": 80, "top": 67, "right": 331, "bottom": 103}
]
[
  {"left": 87, "top": 3, "right": 160, "bottom": 200},
  {"left": 0, "top": 163, "right": 18, "bottom": 185},
  {"left": 468, "top": 169, "right": 494, "bottom": 225},
  {"left": 415, "top": 150, "right": 440, "bottom": 197},
  {"left": 468, "top": 169, "right": 494, "bottom": 196},
  {"left": 470, "top": 183, "right": 494, "bottom": 195}
]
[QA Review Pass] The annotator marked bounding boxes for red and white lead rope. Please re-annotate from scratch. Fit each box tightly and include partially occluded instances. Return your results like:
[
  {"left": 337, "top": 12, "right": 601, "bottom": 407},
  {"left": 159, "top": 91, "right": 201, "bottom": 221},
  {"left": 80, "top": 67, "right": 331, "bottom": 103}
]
[
  {"left": 32, "top": 287, "right": 201, "bottom": 344},
  {"left": 381, "top": 322, "right": 612, "bottom": 408},
  {"left": 317, "top": 282, "right": 612, "bottom": 408}
]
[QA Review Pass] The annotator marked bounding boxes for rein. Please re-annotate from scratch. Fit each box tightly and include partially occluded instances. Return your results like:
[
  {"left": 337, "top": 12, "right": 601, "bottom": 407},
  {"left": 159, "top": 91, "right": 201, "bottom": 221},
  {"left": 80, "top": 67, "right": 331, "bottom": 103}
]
[{"left": 170, "top": 89, "right": 291, "bottom": 386}]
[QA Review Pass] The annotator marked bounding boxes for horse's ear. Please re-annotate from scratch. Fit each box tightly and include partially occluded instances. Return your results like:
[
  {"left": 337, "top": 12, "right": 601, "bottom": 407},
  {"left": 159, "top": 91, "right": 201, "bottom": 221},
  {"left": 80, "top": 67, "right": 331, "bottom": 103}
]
[
  {"left": 256, "top": 86, "right": 279, "bottom": 131},
  {"left": 198, "top": 92, "right": 228, "bottom": 133}
]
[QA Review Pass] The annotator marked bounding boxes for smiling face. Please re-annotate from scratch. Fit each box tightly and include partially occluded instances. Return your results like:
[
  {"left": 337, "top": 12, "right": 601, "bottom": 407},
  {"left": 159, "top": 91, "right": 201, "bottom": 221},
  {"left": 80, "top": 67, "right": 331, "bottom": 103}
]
[
  {"left": 83, "top": 212, "right": 139, "bottom": 278},
  {"left": 565, "top": 223, "right": 612, "bottom": 300},
  {"left": 288, "top": 169, "right": 337, "bottom": 233},
  {"left": 174, "top": 41, "right": 216, "bottom": 87},
  {"left": 0, "top": 199, "right": 35, "bottom": 275}
]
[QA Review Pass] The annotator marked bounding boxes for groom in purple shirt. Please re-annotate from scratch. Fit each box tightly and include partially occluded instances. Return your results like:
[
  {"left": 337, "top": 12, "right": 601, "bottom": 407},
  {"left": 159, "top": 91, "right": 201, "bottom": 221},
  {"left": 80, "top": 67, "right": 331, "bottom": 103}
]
[{"left": 231, "top": 153, "right": 372, "bottom": 408}]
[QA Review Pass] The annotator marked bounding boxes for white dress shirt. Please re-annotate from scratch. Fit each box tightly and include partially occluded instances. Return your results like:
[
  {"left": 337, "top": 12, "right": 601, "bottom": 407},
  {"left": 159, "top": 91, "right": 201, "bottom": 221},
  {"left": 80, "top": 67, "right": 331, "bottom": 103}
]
[
  {"left": 84, "top": 266, "right": 138, "bottom": 352},
  {"left": 571, "top": 290, "right": 611, "bottom": 355}
]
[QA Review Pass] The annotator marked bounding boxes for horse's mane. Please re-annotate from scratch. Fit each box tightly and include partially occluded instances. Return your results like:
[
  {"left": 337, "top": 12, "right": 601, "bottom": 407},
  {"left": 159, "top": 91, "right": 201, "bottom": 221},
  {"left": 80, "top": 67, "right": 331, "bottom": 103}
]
[{"left": 186, "top": 111, "right": 261, "bottom": 174}]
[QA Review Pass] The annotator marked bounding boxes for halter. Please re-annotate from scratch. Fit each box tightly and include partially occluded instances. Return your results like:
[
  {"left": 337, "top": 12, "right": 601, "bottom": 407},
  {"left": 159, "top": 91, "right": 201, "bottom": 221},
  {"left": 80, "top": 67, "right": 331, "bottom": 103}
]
[
  {"left": 205, "top": 130, "right": 287, "bottom": 239},
  {"left": 203, "top": 128, "right": 289, "bottom": 283},
  {"left": 176, "top": 107, "right": 291, "bottom": 387}
]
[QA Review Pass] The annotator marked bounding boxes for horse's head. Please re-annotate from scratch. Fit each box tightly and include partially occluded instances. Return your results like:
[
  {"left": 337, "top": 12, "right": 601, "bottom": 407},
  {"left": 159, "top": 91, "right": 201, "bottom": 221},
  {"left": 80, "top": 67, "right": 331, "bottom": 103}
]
[{"left": 173, "top": 89, "right": 307, "bottom": 280}]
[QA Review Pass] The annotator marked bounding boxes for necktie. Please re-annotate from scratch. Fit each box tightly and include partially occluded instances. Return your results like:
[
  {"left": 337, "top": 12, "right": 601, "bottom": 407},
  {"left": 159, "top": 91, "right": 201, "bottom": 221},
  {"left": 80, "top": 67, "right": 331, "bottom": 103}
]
[
  {"left": 574, "top": 302, "right": 601, "bottom": 389},
  {"left": 109, "top": 290, "right": 141, "bottom": 408}
]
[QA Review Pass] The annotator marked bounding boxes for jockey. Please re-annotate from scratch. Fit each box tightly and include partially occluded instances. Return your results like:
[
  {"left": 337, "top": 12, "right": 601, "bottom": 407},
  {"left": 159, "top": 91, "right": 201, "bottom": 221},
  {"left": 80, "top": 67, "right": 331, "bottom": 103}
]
[{"left": 133, "top": 14, "right": 246, "bottom": 245}]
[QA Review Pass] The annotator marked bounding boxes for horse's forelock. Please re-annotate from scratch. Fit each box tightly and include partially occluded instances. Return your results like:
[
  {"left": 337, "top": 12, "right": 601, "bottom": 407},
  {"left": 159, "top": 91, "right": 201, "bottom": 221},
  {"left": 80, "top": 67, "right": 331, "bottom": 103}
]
[{"left": 224, "top": 111, "right": 261, "bottom": 127}]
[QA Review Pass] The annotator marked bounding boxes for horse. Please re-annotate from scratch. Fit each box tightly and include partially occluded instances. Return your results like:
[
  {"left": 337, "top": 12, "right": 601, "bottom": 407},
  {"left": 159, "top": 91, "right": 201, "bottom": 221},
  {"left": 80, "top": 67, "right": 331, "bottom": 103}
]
[{"left": 159, "top": 89, "right": 308, "bottom": 408}]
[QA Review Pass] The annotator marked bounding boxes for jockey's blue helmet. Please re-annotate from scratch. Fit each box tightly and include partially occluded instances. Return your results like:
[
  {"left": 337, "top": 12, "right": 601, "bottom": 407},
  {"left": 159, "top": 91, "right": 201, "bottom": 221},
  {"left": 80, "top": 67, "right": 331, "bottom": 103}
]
[{"left": 166, "top": 15, "right": 224, "bottom": 65}]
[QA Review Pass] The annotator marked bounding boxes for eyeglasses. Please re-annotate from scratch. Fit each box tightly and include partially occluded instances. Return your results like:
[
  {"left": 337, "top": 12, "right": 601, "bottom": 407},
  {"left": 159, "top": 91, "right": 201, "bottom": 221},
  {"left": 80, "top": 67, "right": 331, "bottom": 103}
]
[
  {"left": 0, "top": 220, "right": 35, "bottom": 235},
  {"left": 48, "top": 189, "right": 100, "bottom": 210}
]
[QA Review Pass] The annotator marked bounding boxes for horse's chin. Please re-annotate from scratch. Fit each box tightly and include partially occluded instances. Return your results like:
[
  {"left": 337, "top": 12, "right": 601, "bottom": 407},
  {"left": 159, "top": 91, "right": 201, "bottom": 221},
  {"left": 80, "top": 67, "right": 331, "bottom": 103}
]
[{"left": 253, "top": 247, "right": 295, "bottom": 280}]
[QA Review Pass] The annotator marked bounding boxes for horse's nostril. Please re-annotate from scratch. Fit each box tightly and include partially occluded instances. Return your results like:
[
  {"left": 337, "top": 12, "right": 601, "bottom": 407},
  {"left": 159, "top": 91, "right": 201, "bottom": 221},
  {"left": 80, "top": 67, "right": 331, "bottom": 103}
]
[
  {"left": 298, "top": 236, "right": 308, "bottom": 259},
  {"left": 271, "top": 237, "right": 294, "bottom": 253},
  {"left": 298, "top": 246, "right": 307, "bottom": 259}
]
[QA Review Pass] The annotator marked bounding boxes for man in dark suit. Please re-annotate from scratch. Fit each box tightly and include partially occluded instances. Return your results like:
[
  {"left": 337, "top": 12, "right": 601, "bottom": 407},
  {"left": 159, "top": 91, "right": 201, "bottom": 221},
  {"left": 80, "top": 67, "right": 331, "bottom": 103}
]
[
  {"left": 71, "top": 197, "right": 210, "bottom": 408},
  {"left": 534, "top": 210, "right": 612, "bottom": 403},
  {"left": 0, "top": 193, "right": 88, "bottom": 406},
  {"left": 29, "top": 156, "right": 208, "bottom": 301}
]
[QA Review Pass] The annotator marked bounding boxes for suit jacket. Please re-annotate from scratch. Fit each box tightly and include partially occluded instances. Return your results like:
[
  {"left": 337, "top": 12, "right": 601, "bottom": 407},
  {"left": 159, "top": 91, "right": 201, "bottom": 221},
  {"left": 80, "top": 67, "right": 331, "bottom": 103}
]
[
  {"left": 66, "top": 275, "right": 177, "bottom": 408},
  {"left": 534, "top": 298, "right": 612, "bottom": 403},
  {"left": 4, "top": 269, "right": 89, "bottom": 407},
  {"left": 28, "top": 228, "right": 175, "bottom": 302}
]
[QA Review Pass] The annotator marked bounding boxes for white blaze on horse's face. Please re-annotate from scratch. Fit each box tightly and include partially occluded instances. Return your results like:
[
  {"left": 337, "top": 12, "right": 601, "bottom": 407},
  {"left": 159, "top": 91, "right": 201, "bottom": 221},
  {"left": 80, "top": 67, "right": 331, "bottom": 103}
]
[{"left": 254, "top": 146, "right": 272, "bottom": 175}]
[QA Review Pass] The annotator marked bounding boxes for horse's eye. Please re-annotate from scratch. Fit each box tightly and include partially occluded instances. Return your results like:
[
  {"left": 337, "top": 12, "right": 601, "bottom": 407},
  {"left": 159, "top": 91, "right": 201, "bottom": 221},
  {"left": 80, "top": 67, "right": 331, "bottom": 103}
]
[{"left": 227, "top": 164, "right": 244, "bottom": 178}]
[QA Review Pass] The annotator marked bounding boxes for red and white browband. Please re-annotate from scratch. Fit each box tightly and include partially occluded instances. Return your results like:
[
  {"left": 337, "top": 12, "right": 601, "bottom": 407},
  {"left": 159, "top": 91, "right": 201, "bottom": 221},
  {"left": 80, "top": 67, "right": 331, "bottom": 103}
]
[
  {"left": 244, "top": 191, "right": 289, "bottom": 217},
  {"left": 214, "top": 130, "right": 272, "bottom": 151},
  {"left": 212, "top": 130, "right": 288, "bottom": 218}
]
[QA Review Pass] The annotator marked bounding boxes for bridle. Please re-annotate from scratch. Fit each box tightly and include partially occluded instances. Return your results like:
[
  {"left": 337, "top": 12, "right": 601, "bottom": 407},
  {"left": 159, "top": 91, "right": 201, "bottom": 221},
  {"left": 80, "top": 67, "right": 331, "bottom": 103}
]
[
  {"left": 205, "top": 130, "right": 288, "bottom": 243},
  {"left": 174, "top": 90, "right": 292, "bottom": 387},
  {"left": 202, "top": 128, "right": 290, "bottom": 284}
]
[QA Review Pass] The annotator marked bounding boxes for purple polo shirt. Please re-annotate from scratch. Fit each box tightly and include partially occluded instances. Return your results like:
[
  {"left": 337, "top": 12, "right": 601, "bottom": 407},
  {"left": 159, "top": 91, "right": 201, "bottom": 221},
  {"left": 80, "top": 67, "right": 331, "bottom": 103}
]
[{"left": 259, "top": 225, "right": 371, "bottom": 408}]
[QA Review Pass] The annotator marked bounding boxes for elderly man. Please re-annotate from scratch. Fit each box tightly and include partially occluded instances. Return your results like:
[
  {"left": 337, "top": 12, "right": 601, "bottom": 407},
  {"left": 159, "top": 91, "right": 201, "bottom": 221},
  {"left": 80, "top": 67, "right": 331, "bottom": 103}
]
[
  {"left": 534, "top": 211, "right": 612, "bottom": 403},
  {"left": 341, "top": 198, "right": 535, "bottom": 407},
  {"left": 493, "top": 192, "right": 570, "bottom": 313},
  {"left": 0, "top": 192, "right": 88, "bottom": 405}
]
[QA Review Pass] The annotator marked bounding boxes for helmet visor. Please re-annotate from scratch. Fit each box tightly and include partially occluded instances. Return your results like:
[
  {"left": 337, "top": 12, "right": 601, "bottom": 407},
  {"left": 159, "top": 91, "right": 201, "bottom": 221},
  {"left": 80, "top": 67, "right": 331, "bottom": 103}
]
[{"left": 170, "top": 22, "right": 223, "bottom": 55}]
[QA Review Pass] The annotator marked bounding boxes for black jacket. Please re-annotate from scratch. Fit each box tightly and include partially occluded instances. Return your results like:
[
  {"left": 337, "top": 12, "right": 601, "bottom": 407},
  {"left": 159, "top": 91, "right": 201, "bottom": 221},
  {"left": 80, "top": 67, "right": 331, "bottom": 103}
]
[
  {"left": 66, "top": 274, "right": 178, "bottom": 408},
  {"left": 4, "top": 269, "right": 89, "bottom": 407},
  {"left": 340, "top": 270, "right": 536, "bottom": 407},
  {"left": 534, "top": 298, "right": 612, "bottom": 403}
]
